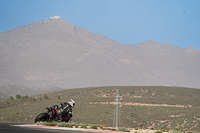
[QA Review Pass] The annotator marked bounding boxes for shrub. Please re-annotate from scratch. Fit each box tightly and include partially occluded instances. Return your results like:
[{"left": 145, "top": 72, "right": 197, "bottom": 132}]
[
  {"left": 16, "top": 94, "right": 21, "bottom": 99},
  {"left": 174, "top": 128, "right": 182, "bottom": 131},
  {"left": 44, "top": 122, "right": 57, "bottom": 126},
  {"left": 57, "top": 122, "right": 65, "bottom": 127},
  {"left": 119, "top": 127, "right": 130, "bottom": 132},
  {"left": 44, "top": 95, "right": 49, "bottom": 99},
  {"left": 106, "top": 128, "right": 113, "bottom": 130},
  {"left": 79, "top": 123, "right": 87, "bottom": 128},
  {"left": 10, "top": 96, "right": 14, "bottom": 100},
  {"left": 57, "top": 122, "right": 80, "bottom": 128},
  {"left": 91, "top": 124, "right": 98, "bottom": 129},
  {"left": 64, "top": 122, "right": 71, "bottom": 127},
  {"left": 110, "top": 128, "right": 117, "bottom": 131},
  {"left": 162, "top": 127, "right": 170, "bottom": 132},
  {"left": 32, "top": 97, "right": 36, "bottom": 101},
  {"left": 155, "top": 130, "right": 163, "bottom": 133},
  {"left": 99, "top": 124, "right": 106, "bottom": 129},
  {"left": 68, "top": 122, "right": 76, "bottom": 128},
  {"left": 57, "top": 95, "right": 61, "bottom": 100},
  {"left": 57, "top": 122, "right": 71, "bottom": 127},
  {"left": 75, "top": 123, "right": 80, "bottom": 128},
  {"left": 36, "top": 121, "right": 47, "bottom": 125},
  {"left": 21, "top": 95, "right": 29, "bottom": 101}
]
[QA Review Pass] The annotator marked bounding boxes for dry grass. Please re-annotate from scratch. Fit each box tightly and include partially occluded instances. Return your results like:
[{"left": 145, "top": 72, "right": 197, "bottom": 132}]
[{"left": 1, "top": 86, "right": 200, "bottom": 131}]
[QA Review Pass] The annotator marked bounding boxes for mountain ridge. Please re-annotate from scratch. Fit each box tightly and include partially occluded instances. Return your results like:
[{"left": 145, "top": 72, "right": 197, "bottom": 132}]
[{"left": 0, "top": 17, "right": 200, "bottom": 98}]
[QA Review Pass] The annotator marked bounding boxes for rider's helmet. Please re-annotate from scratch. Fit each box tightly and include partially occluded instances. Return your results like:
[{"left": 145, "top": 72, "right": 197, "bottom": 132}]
[{"left": 68, "top": 99, "right": 75, "bottom": 107}]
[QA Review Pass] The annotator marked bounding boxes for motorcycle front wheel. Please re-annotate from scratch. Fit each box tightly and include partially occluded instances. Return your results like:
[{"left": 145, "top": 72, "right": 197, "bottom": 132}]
[{"left": 35, "top": 113, "right": 49, "bottom": 123}]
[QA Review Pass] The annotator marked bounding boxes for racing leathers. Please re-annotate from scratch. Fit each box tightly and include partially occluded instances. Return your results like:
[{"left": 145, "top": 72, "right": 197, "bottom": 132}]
[{"left": 56, "top": 102, "right": 73, "bottom": 122}]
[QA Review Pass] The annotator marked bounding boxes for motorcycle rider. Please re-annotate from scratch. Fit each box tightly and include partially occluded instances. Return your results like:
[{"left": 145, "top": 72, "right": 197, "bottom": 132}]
[{"left": 57, "top": 99, "right": 75, "bottom": 122}]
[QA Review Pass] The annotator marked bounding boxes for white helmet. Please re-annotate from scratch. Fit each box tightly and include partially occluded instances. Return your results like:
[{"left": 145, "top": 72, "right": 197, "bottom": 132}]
[{"left": 68, "top": 99, "right": 75, "bottom": 107}]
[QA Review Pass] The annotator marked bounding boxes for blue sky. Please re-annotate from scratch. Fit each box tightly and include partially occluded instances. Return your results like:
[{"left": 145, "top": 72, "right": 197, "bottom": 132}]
[{"left": 0, "top": 0, "right": 200, "bottom": 50}]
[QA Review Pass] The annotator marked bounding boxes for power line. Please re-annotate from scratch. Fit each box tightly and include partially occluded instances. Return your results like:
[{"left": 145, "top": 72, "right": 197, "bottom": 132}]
[{"left": 113, "top": 89, "right": 122, "bottom": 128}]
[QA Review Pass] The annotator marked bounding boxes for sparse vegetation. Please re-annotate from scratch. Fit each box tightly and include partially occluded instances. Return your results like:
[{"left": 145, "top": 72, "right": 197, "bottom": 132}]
[
  {"left": 162, "top": 127, "right": 170, "bottom": 132},
  {"left": 57, "top": 95, "right": 61, "bottom": 100},
  {"left": 36, "top": 121, "right": 130, "bottom": 132},
  {"left": 118, "top": 127, "right": 130, "bottom": 132},
  {"left": 79, "top": 123, "right": 87, "bottom": 128},
  {"left": 91, "top": 124, "right": 98, "bottom": 129},
  {"left": 1, "top": 86, "right": 200, "bottom": 131},
  {"left": 10, "top": 96, "right": 14, "bottom": 100},
  {"left": 155, "top": 130, "right": 163, "bottom": 133},
  {"left": 16, "top": 94, "right": 21, "bottom": 99},
  {"left": 44, "top": 95, "right": 50, "bottom": 100}
]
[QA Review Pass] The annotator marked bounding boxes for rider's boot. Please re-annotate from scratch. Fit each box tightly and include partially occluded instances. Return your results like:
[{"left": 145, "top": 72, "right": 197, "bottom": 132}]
[{"left": 58, "top": 115, "right": 63, "bottom": 122}]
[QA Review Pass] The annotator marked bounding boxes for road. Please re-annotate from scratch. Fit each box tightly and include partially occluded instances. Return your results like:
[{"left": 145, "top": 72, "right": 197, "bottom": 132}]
[{"left": 0, "top": 123, "right": 96, "bottom": 133}]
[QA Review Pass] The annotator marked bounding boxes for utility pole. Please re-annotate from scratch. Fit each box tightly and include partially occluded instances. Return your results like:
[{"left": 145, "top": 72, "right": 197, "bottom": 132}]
[{"left": 113, "top": 89, "right": 122, "bottom": 129}]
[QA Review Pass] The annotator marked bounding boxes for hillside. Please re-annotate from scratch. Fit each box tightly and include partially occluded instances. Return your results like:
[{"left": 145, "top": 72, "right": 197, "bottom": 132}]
[
  {"left": 0, "top": 85, "right": 63, "bottom": 99},
  {"left": 0, "top": 16, "right": 200, "bottom": 97},
  {"left": 1, "top": 86, "right": 200, "bottom": 131}
]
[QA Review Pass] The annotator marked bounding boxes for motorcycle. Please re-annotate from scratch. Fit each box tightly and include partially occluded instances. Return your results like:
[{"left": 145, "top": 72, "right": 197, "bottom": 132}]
[{"left": 35, "top": 104, "right": 71, "bottom": 123}]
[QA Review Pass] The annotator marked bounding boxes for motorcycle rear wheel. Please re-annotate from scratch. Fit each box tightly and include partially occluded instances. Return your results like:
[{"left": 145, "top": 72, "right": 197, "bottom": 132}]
[{"left": 35, "top": 113, "right": 49, "bottom": 123}]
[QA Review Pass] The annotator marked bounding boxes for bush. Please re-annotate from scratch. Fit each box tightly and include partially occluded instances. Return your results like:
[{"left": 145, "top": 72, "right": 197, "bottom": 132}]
[
  {"left": 174, "top": 128, "right": 183, "bottom": 132},
  {"left": 99, "top": 124, "right": 106, "bottom": 129},
  {"left": 79, "top": 123, "right": 87, "bottom": 128},
  {"left": 10, "top": 96, "right": 14, "bottom": 100},
  {"left": 57, "top": 122, "right": 70, "bottom": 127},
  {"left": 57, "top": 122, "right": 65, "bottom": 127},
  {"left": 91, "top": 124, "right": 98, "bottom": 129},
  {"left": 57, "top": 95, "right": 61, "bottom": 100},
  {"left": 75, "top": 123, "right": 80, "bottom": 128},
  {"left": 68, "top": 122, "right": 76, "bottom": 128},
  {"left": 16, "top": 94, "right": 21, "bottom": 99},
  {"left": 103, "top": 127, "right": 111, "bottom": 131},
  {"left": 155, "top": 130, "right": 163, "bottom": 133},
  {"left": 22, "top": 95, "right": 29, "bottom": 101},
  {"left": 36, "top": 121, "right": 47, "bottom": 125},
  {"left": 110, "top": 128, "right": 117, "bottom": 131},
  {"left": 44, "top": 95, "right": 50, "bottom": 99},
  {"left": 162, "top": 127, "right": 170, "bottom": 132},
  {"left": 118, "top": 127, "right": 130, "bottom": 132},
  {"left": 44, "top": 122, "right": 57, "bottom": 126}
]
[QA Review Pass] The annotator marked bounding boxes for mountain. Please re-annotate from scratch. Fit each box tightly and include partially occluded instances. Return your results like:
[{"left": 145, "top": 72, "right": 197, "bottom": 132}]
[
  {"left": 0, "top": 85, "right": 63, "bottom": 99},
  {"left": 0, "top": 16, "right": 200, "bottom": 98}
]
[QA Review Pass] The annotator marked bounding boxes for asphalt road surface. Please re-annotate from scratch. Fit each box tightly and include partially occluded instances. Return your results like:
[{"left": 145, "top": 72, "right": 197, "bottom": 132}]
[{"left": 0, "top": 123, "right": 97, "bottom": 133}]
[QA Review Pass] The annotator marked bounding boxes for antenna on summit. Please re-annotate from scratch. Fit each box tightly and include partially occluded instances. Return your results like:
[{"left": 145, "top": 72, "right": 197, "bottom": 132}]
[{"left": 113, "top": 89, "right": 122, "bottom": 129}]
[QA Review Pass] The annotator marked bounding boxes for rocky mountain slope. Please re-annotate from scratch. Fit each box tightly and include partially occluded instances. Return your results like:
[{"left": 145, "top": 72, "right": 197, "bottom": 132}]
[{"left": 0, "top": 17, "right": 200, "bottom": 98}]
